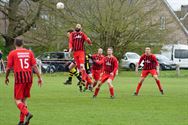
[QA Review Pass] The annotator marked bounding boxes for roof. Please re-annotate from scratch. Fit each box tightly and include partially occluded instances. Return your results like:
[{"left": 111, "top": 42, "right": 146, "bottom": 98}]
[
  {"left": 163, "top": 0, "right": 188, "bottom": 36},
  {"left": 166, "top": 0, "right": 188, "bottom": 11}
]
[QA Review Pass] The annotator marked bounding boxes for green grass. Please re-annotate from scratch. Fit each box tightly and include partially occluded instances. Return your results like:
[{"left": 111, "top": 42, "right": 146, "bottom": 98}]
[{"left": 0, "top": 71, "right": 188, "bottom": 125}]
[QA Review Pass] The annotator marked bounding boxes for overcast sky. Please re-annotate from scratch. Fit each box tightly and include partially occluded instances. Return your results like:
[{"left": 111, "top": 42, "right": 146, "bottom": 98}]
[{"left": 167, "top": 0, "right": 188, "bottom": 11}]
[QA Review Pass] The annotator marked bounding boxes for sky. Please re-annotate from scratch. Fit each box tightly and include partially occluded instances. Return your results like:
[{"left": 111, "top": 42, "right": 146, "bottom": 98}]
[{"left": 167, "top": 0, "right": 188, "bottom": 11}]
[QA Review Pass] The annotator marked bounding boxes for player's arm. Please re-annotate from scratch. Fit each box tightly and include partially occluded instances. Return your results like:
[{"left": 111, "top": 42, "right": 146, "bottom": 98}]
[
  {"left": 136, "top": 55, "right": 143, "bottom": 73},
  {"left": 5, "top": 52, "right": 13, "bottom": 85},
  {"left": 30, "top": 51, "right": 42, "bottom": 87},
  {"left": 83, "top": 33, "right": 92, "bottom": 45},
  {"left": 111, "top": 58, "right": 119, "bottom": 76},
  {"left": 32, "top": 65, "right": 42, "bottom": 87},
  {"left": 153, "top": 55, "right": 160, "bottom": 74},
  {"left": 69, "top": 33, "right": 73, "bottom": 53}
]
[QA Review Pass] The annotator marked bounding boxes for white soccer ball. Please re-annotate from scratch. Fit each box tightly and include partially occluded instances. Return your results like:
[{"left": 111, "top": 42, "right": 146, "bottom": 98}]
[{"left": 56, "top": 2, "right": 64, "bottom": 9}]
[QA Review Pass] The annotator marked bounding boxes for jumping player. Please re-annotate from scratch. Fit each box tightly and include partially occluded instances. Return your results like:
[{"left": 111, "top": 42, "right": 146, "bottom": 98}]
[
  {"left": 91, "top": 48, "right": 105, "bottom": 88},
  {"left": 134, "top": 47, "right": 164, "bottom": 96},
  {"left": 93, "top": 47, "right": 118, "bottom": 98},
  {"left": 69, "top": 24, "right": 92, "bottom": 82},
  {"left": 5, "top": 39, "right": 42, "bottom": 125}
]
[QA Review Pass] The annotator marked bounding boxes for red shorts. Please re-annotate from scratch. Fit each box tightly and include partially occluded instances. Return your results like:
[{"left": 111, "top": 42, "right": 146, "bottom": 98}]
[
  {"left": 73, "top": 51, "right": 85, "bottom": 69},
  {"left": 100, "top": 73, "right": 115, "bottom": 83},
  {"left": 92, "top": 69, "right": 102, "bottom": 81},
  {"left": 14, "top": 83, "right": 32, "bottom": 100},
  {"left": 141, "top": 69, "right": 158, "bottom": 78}
]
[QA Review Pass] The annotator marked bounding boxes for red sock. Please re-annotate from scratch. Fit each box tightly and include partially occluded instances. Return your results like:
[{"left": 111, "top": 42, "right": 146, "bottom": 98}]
[
  {"left": 17, "top": 103, "right": 29, "bottom": 116},
  {"left": 156, "top": 80, "right": 163, "bottom": 91},
  {"left": 81, "top": 70, "right": 87, "bottom": 81},
  {"left": 85, "top": 82, "right": 88, "bottom": 89},
  {"left": 20, "top": 112, "right": 25, "bottom": 122},
  {"left": 94, "top": 87, "right": 100, "bottom": 96},
  {"left": 136, "top": 82, "right": 142, "bottom": 94},
  {"left": 109, "top": 87, "right": 114, "bottom": 96}
]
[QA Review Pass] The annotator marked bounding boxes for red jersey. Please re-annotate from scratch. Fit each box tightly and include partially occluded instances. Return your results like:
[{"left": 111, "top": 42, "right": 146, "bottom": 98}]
[
  {"left": 92, "top": 54, "right": 105, "bottom": 70},
  {"left": 103, "top": 55, "right": 118, "bottom": 74},
  {"left": 69, "top": 31, "right": 92, "bottom": 52},
  {"left": 138, "top": 54, "right": 159, "bottom": 70},
  {"left": 7, "top": 48, "right": 36, "bottom": 84}
]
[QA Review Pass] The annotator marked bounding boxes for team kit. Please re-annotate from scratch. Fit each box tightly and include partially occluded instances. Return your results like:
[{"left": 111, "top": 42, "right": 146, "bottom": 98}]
[{"left": 5, "top": 24, "right": 164, "bottom": 125}]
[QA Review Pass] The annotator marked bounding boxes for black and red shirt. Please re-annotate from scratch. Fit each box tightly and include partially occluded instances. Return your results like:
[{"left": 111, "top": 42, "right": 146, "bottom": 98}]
[
  {"left": 69, "top": 31, "right": 92, "bottom": 52},
  {"left": 92, "top": 54, "right": 105, "bottom": 70},
  {"left": 138, "top": 54, "right": 159, "bottom": 70}
]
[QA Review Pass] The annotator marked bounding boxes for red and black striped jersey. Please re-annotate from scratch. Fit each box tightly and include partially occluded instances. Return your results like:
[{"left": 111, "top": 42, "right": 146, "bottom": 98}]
[
  {"left": 103, "top": 55, "right": 118, "bottom": 74},
  {"left": 69, "top": 31, "right": 92, "bottom": 52},
  {"left": 138, "top": 54, "right": 159, "bottom": 70},
  {"left": 92, "top": 54, "right": 105, "bottom": 70},
  {"left": 7, "top": 48, "right": 36, "bottom": 84}
]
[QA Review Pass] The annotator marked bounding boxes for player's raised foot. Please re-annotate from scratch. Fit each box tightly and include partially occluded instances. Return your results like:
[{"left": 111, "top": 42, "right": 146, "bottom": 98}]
[
  {"left": 160, "top": 90, "right": 164, "bottom": 95},
  {"left": 134, "top": 92, "right": 138, "bottom": 96},
  {"left": 110, "top": 96, "right": 115, "bottom": 99},
  {"left": 17, "top": 121, "right": 24, "bottom": 125},
  {"left": 64, "top": 80, "right": 72, "bottom": 85},
  {"left": 24, "top": 113, "right": 33, "bottom": 125},
  {"left": 79, "top": 85, "right": 83, "bottom": 92}
]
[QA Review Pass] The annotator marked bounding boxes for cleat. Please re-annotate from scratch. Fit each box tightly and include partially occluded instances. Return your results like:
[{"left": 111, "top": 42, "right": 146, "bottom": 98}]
[
  {"left": 93, "top": 95, "right": 96, "bottom": 98},
  {"left": 24, "top": 113, "right": 33, "bottom": 125},
  {"left": 79, "top": 86, "right": 83, "bottom": 92},
  {"left": 18, "top": 122, "right": 24, "bottom": 125},
  {"left": 134, "top": 92, "right": 138, "bottom": 96},
  {"left": 64, "top": 80, "right": 72, "bottom": 85},
  {"left": 110, "top": 96, "right": 115, "bottom": 99},
  {"left": 160, "top": 90, "right": 164, "bottom": 95}
]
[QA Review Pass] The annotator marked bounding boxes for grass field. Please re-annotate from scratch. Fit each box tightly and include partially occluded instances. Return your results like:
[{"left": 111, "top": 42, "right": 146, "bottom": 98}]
[{"left": 0, "top": 71, "right": 188, "bottom": 125}]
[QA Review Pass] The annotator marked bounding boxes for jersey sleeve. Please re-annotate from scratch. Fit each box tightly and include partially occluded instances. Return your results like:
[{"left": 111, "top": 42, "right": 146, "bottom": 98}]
[
  {"left": 153, "top": 55, "right": 159, "bottom": 66},
  {"left": 113, "top": 57, "right": 119, "bottom": 75},
  {"left": 138, "top": 55, "right": 144, "bottom": 66},
  {"left": 30, "top": 51, "right": 36, "bottom": 66},
  {"left": 83, "top": 33, "right": 92, "bottom": 45},
  {"left": 7, "top": 51, "right": 14, "bottom": 69}
]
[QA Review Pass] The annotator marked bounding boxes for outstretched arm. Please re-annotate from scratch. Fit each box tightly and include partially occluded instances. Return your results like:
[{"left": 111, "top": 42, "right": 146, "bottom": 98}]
[{"left": 33, "top": 65, "right": 42, "bottom": 87}]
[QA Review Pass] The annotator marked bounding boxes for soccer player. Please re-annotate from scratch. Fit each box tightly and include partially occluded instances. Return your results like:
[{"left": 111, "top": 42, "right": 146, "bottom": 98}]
[
  {"left": 69, "top": 24, "right": 92, "bottom": 82},
  {"left": 5, "top": 39, "right": 42, "bottom": 125},
  {"left": 63, "top": 60, "right": 82, "bottom": 85},
  {"left": 134, "top": 47, "right": 164, "bottom": 96},
  {"left": 0, "top": 50, "right": 5, "bottom": 72},
  {"left": 91, "top": 48, "right": 105, "bottom": 88},
  {"left": 93, "top": 47, "right": 118, "bottom": 98}
]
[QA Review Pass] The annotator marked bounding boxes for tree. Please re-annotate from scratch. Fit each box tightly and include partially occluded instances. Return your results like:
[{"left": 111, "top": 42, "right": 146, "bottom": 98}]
[
  {"left": 0, "top": 0, "right": 41, "bottom": 51},
  {"left": 26, "top": 0, "right": 171, "bottom": 58}
]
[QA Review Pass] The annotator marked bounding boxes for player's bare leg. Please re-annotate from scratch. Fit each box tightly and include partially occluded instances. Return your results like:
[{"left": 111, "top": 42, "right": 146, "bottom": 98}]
[
  {"left": 107, "top": 79, "right": 115, "bottom": 98},
  {"left": 153, "top": 75, "right": 164, "bottom": 95},
  {"left": 134, "top": 77, "right": 145, "bottom": 96}
]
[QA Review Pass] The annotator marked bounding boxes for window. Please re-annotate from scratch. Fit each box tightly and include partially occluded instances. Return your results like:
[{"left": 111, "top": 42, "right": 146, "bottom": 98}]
[
  {"left": 160, "top": 16, "right": 166, "bottom": 30},
  {"left": 175, "top": 49, "right": 188, "bottom": 59}
]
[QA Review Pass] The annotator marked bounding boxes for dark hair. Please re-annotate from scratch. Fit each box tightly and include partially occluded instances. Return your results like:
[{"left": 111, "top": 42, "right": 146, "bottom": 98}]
[
  {"left": 14, "top": 39, "right": 24, "bottom": 47},
  {"left": 67, "top": 29, "right": 74, "bottom": 33}
]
